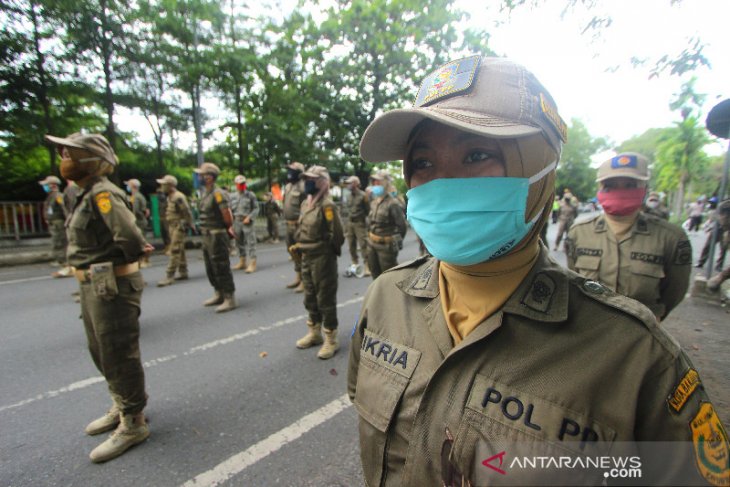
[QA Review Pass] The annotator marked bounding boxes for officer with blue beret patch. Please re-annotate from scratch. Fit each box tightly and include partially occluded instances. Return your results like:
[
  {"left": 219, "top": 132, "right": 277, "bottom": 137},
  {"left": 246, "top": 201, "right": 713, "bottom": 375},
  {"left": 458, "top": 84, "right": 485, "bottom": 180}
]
[
  {"left": 566, "top": 152, "right": 691, "bottom": 321},
  {"left": 348, "top": 56, "right": 727, "bottom": 486}
]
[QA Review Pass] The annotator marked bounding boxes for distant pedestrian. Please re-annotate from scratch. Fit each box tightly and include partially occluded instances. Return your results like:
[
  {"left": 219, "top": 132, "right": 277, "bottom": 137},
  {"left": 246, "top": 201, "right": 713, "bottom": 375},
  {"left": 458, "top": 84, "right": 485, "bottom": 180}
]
[
  {"left": 156, "top": 175, "right": 194, "bottom": 286},
  {"left": 697, "top": 198, "right": 729, "bottom": 271},
  {"left": 263, "top": 192, "right": 281, "bottom": 243},
  {"left": 643, "top": 191, "right": 669, "bottom": 220},
  {"left": 45, "top": 132, "right": 152, "bottom": 463},
  {"left": 283, "top": 161, "right": 307, "bottom": 292},
  {"left": 230, "top": 174, "right": 259, "bottom": 273},
  {"left": 344, "top": 175, "right": 370, "bottom": 275},
  {"left": 39, "top": 175, "right": 73, "bottom": 277},
  {"left": 195, "top": 162, "right": 237, "bottom": 313},
  {"left": 125, "top": 179, "right": 150, "bottom": 268},
  {"left": 291, "top": 165, "right": 344, "bottom": 359},
  {"left": 688, "top": 197, "right": 705, "bottom": 232},
  {"left": 553, "top": 188, "right": 577, "bottom": 250},
  {"left": 366, "top": 170, "right": 407, "bottom": 279}
]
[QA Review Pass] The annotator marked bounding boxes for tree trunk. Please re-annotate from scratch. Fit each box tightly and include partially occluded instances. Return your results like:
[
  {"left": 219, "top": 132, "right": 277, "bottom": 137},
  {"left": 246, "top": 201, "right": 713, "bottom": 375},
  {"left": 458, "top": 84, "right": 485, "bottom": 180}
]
[
  {"left": 30, "top": 2, "right": 55, "bottom": 175},
  {"left": 235, "top": 87, "right": 245, "bottom": 174}
]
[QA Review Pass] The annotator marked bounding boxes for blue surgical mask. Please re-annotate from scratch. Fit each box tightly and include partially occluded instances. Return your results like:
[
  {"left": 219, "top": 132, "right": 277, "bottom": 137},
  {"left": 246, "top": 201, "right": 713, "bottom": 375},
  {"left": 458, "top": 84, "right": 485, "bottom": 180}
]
[
  {"left": 371, "top": 185, "right": 385, "bottom": 197},
  {"left": 42, "top": 184, "right": 51, "bottom": 193},
  {"left": 406, "top": 163, "right": 555, "bottom": 265},
  {"left": 126, "top": 185, "right": 132, "bottom": 194}
]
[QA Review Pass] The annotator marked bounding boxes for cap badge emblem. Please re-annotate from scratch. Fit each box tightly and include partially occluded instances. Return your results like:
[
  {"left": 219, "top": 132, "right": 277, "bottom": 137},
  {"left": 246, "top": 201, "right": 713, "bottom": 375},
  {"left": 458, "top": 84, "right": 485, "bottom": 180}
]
[{"left": 415, "top": 55, "right": 480, "bottom": 107}]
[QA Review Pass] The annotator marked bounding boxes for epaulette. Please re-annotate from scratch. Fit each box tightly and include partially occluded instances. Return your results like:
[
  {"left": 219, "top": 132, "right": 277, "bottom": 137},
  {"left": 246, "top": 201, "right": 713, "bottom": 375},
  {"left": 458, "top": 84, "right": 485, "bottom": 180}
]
[
  {"left": 572, "top": 213, "right": 599, "bottom": 226},
  {"left": 569, "top": 273, "right": 681, "bottom": 358},
  {"left": 383, "top": 254, "right": 432, "bottom": 274}
]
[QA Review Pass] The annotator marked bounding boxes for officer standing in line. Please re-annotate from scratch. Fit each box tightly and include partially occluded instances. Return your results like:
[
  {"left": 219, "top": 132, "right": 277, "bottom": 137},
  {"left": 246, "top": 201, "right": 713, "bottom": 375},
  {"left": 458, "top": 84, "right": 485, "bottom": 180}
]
[
  {"left": 230, "top": 174, "right": 259, "bottom": 273},
  {"left": 156, "top": 175, "right": 194, "bottom": 286},
  {"left": 125, "top": 179, "right": 150, "bottom": 268},
  {"left": 290, "top": 165, "right": 344, "bottom": 359},
  {"left": 552, "top": 187, "right": 578, "bottom": 250},
  {"left": 45, "top": 132, "right": 152, "bottom": 463},
  {"left": 344, "top": 175, "right": 370, "bottom": 275},
  {"left": 194, "top": 162, "right": 237, "bottom": 313},
  {"left": 644, "top": 191, "right": 670, "bottom": 220},
  {"left": 283, "top": 161, "right": 306, "bottom": 292},
  {"left": 263, "top": 192, "right": 282, "bottom": 243},
  {"left": 366, "top": 170, "right": 406, "bottom": 279},
  {"left": 39, "top": 175, "right": 73, "bottom": 277},
  {"left": 566, "top": 153, "right": 691, "bottom": 321},
  {"left": 348, "top": 55, "right": 726, "bottom": 487}
]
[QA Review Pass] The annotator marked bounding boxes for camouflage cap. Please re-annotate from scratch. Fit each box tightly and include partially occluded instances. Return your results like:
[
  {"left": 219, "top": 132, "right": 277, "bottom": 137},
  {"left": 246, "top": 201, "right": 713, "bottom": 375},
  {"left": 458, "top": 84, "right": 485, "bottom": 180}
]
[
  {"left": 193, "top": 162, "right": 220, "bottom": 176},
  {"left": 125, "top": 178, "right": 141, "bottom": 188},
  {"left": 360, "top": 56, "right": 566, "bottom": 163},
  {"left": 345, "top": 175, "right": 360, "bottom": 185},
  {"left": 38, "top": 175, "right": 61, "bottom": 185},
  {"left": 45, "top": 133, "right": 118, "bottom": 166},
  {"left": 596, "top": 152, "right": 650, "bottom": 182},
  {"left": 234, "top": 175, "right": 246, "bottom": 184},
  {"left": 370, "top": 170, "right": 391, "bottom": 182},
  {"left": 303, "top": 165, "right": 330, "bottom": 180},
  {"left": 647, "top": 191, "right": 661, "bottom": 201},
  {"left": 288, "top": 161, "right": 305, "bottom": 172},
  {"left": 156, "top": 175, "right": 178, "bottom": 186}
]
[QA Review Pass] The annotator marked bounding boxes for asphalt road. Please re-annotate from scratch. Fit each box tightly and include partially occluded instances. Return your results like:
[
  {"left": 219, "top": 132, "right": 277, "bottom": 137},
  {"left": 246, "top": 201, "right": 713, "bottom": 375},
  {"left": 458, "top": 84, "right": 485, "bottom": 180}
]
[{"left": 1, "top": 216, "right": 727, "bottom": 487}]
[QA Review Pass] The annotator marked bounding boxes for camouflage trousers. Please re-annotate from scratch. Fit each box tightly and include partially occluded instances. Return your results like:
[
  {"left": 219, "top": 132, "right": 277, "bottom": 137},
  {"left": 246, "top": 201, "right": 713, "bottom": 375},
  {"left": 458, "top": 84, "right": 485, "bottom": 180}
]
[
  {"left": 301, "top": 250, "right": 338, "bottom": 330},
  {"left": 267, "top": 215, "right": 280, "bottom": 240},
  {"left": 233, "top": 220, "right": 257, "bottom": 259},
  {"left": 368, "top": 239, "right": 399, "bottom": 280},
  {"left": 80, "top": 272, "right": 147, "bottom": 415},
  {"left": 166, "top": 223, "right": 188, "bottom": 277},
  {"left": 554, "top": 218, "right": 574, "bottom": 248},
  {"left": 202, "top": 230, "right": 235, "bottom": 294},
  {"left": 286, "top": 221, "right": 301, "bottom": 273},
  {"left": 346, "top": 220, "right": 368, "bottom": 265},
  {"left": 49, "top": 219, "right": 67, "bottom": 264}
]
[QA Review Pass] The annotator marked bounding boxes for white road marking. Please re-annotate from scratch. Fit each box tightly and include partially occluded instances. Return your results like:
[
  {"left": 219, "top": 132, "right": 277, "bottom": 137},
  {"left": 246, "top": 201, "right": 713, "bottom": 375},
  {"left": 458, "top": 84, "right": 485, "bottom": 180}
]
[
  {"left": 0, "top": 275, "right": 52, "bottom": 286},
  {"left": 0, "top": 297, "right": 364, "bottom": 413},
  {"left": 181, "top": 394, "right": 352, "bottom": 487}
]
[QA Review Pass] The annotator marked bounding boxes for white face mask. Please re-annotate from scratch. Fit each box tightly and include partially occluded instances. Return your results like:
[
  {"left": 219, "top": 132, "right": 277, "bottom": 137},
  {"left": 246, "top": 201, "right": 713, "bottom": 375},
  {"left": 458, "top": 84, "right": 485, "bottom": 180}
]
[{"left": 646, "top": 200, "right": 659, "bottom": 209}]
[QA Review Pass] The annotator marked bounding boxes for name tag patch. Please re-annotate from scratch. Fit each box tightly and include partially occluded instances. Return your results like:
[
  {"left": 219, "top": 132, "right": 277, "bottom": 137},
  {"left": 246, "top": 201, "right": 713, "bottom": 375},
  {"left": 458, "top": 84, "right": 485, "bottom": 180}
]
[
  {"left": 576, "top": 248, "right": 602, "bottom": 257},
  {"left": 467, "top": 375, "right": 615, "bottom": 450},
  {"left": 631, "top": 252, "right": 665, "bottom": 265},
  {"left": 668, "top": 368, "right": 701, "bottom": 413},
  {"left": 360, "top": 329, "right": 420, "bottom": 379}
]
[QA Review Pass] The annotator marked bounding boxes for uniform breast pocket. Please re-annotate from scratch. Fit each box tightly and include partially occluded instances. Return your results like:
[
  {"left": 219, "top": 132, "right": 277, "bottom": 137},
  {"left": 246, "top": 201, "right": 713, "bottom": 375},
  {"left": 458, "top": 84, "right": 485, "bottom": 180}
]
[
  {"left": 448, "top": 375, "right": 616, "bottom": 487},
  {"left": 68, "top": 208, "right": 98, "bottom": 247},
  {"left": 629, "top": 261, "right": 664, "bottom": 301},
  {"left": 574, "top": 255, "right": 601, "bottom": 279}
]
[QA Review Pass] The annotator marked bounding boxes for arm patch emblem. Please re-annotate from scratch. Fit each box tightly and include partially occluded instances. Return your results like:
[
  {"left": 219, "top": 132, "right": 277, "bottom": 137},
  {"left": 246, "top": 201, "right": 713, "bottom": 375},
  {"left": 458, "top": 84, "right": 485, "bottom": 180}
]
[
  {"left": 95, "top": 192, "right": 112, "bottom": 214},
  {"left": 214, "top": 191, "right": 223, "bottom": 204},
  {"left": 667, "top": 368, "right": 701, "bottom": 413},
  {"left": 675, "top": 240, "right": 692, "bottom": 265},
  {"left": 690, "top": 402, "right": 730, "bottom": 486},
  {"left": 56, "top": 196, "right": 63, "bottom": 205},
  {"left": 324, "top": 206, "right": 334, "bottom": 222}
]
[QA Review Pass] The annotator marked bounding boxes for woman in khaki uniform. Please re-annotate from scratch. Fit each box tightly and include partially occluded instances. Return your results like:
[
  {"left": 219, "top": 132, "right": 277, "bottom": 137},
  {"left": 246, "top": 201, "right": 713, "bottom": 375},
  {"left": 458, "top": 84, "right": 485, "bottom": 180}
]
[
  {"left": 367, "top": 170, "right": 407, "bottom": 279},
  {"left": 290, "top": 165, "right": 344, "bottom": 359},
  {"left": 45, "top": 133, "right": 153, "bottom": 464},
  {"left": 348, "top": 56, "right": 727, "bottom": 486}
]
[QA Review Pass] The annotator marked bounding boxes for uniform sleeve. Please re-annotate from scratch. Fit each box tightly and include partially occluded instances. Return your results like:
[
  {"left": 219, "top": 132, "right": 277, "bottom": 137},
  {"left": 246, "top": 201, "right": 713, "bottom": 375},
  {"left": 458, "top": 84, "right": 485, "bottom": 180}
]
[
  {"left": 634, "top": 350, "right": 729, "bottom": 485},
  {"left": 181, "top": 196, "right": 195, "bottom": 226},
  {"left": 93, "top": 190, "right": 147, "bottom": 261},
  {"left": 215, "top": 189, "right": 230, "bottom": 211},
  {"left": 248, "top": 193, "right": 260, "bottom": 219},
  {"left": 660, "top": 235, "right": 692, "bottom": 319},
  {"left": 390, "top": 201, "right": 407, "bottom": 238},
  {"left": 322, "top": 203, "right": 344, "bottom": 255},
  {"left": 347, "top": 305, "right": 368, "bottom": 402}
]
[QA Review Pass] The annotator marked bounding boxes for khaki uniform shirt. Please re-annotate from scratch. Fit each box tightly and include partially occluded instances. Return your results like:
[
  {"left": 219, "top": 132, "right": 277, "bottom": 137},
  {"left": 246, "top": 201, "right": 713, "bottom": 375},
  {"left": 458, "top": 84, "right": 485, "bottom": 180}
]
[
  {"left": 230, "top": 190, "right": 259, "bottom": 220},
  {"left": 44, "top": 190, "right": 66, "bottom": 223},
  {"left": 283, "top": 180, "right": 306, "bottom": 221},
  {"left": 295, "top": 197, "right": 344, "bottom": 255},
  {"left": 566, "top": 212, "right": 691, "bottom": 319},
  {"left": 644, "top": 205, "right": 670, "bottom": 220},
  {"left": 166, "top": 190, "right": 193, "bottom": 227},
  {"left": 348, "top": 248, "right": 727, "bottom": 486},
  {"left": 129, "top": 191, "right": 148, "bottom": 228},
  {"left": 198, "top": 186, "right": 230, "bottom": 230},
  {"left": 66, "top": 177, "right": 147, "bottom": 269},
  {"left": 558, "top": 198, "right": 578, "bottom": 222},
  {"left": 368, "top": 195, "right": 406, "bottom": 238},
  {"left": 348, "top": 188, "right": 370, "bottom": 222}
]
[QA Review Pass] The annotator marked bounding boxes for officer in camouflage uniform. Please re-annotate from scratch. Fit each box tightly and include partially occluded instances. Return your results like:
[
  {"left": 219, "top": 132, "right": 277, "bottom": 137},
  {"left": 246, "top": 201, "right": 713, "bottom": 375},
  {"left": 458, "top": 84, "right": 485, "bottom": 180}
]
[
  {"left": 344, "top": 175, "right": 370, "bottom": 275},
  {"left": 291, "top": 165, "right": 344, "bottom": 359},
  {"left": 553, "top": 188, "right": 578, "bottom": 251},
  {"left": 263, "top": 192, "right": 281, "bottom": 243},
  {"left": 39, "top": 175, "right": 72, "bottom": 276},
  {"left": 156, "top": 175, "right": 194, "bottom": 286},
  {"left": 566, "top": 153, "right": 691, "bottom": 321},
  {"left": 644, "top": 191, "right": 670, "bottom": 220},
  {"left": 367, "top": 170, "right": 407, "bottom": 279},
  {"left": 125, "top": 178, "right": 150, "bottom": 268},
  {"left": 349, "top": 56, "right": 727, "bottom": 486},
  {"left": 283, "top": 161, "right": 307, "bottom": 292},
  {"left": 230, "top": 174, "right": 259, "bottom": 273},
  {"left": 195, "top": 162, "right": 237, "bottom": 313},
  {"left": 45, "top": 132, "right": 153, "bottom": 463}
]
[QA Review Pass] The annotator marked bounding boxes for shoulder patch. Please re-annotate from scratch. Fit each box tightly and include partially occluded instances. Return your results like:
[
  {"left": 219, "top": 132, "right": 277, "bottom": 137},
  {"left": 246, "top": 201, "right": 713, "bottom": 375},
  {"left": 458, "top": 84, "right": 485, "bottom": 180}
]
[
  {"left": 56, "top": 195, "right": 63, "bottom": 205},
  {"left": 324, "top": 206, "right": 334, "bottom": 222},
  {"left": 214, "top": 191, "right": 223, "bottom": 204},
  {"left": 520, "top": 272, "right": 556, "bottom": 313},
  {"left": 675, "top": 240, "right": 692, "bottom": 265},
  {"left": 668, "top": 368, "right": 701, "bottom": 413},
  {"left": 95, "top": 192, "right": 112, "bottom": 214},
  {"left": 690, "top": 402, "right": 730, "bottom": 486}
]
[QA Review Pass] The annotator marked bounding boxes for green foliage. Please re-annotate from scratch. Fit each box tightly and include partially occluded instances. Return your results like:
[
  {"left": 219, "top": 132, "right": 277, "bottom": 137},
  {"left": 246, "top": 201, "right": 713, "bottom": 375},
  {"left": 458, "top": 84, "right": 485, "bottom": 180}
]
[{"left": 555, "top": 119, "right": 608, "bottom": 202}]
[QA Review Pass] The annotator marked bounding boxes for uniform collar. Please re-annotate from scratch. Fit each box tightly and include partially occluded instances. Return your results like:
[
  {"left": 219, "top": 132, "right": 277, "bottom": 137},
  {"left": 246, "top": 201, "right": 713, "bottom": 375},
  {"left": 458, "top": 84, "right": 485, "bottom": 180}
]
[{"left": 397, "top": 245, "right": 569, "bottom": 323}]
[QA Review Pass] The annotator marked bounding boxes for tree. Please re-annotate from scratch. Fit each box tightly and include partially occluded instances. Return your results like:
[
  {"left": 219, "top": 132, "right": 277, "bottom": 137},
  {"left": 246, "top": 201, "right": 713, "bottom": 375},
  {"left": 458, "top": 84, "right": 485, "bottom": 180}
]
[
  {"left": 653, "top": 78, "right": 711, "bottom": 219},
  {"left": 556, "top": 118, "right": 608, "bottom": 202}
]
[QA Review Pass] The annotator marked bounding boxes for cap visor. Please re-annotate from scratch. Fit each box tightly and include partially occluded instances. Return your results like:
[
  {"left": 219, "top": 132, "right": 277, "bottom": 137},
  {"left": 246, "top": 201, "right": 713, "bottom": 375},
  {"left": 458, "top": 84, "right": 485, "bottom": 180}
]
[
  {"left": 359, "top": 107, "right": 543, "bottom": 162},
  {"left": 596, "top": 172, "right": 650, "bottom": 182},
  {"left": 44, "top": 135, "right": 86, "bottom": 150}
]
